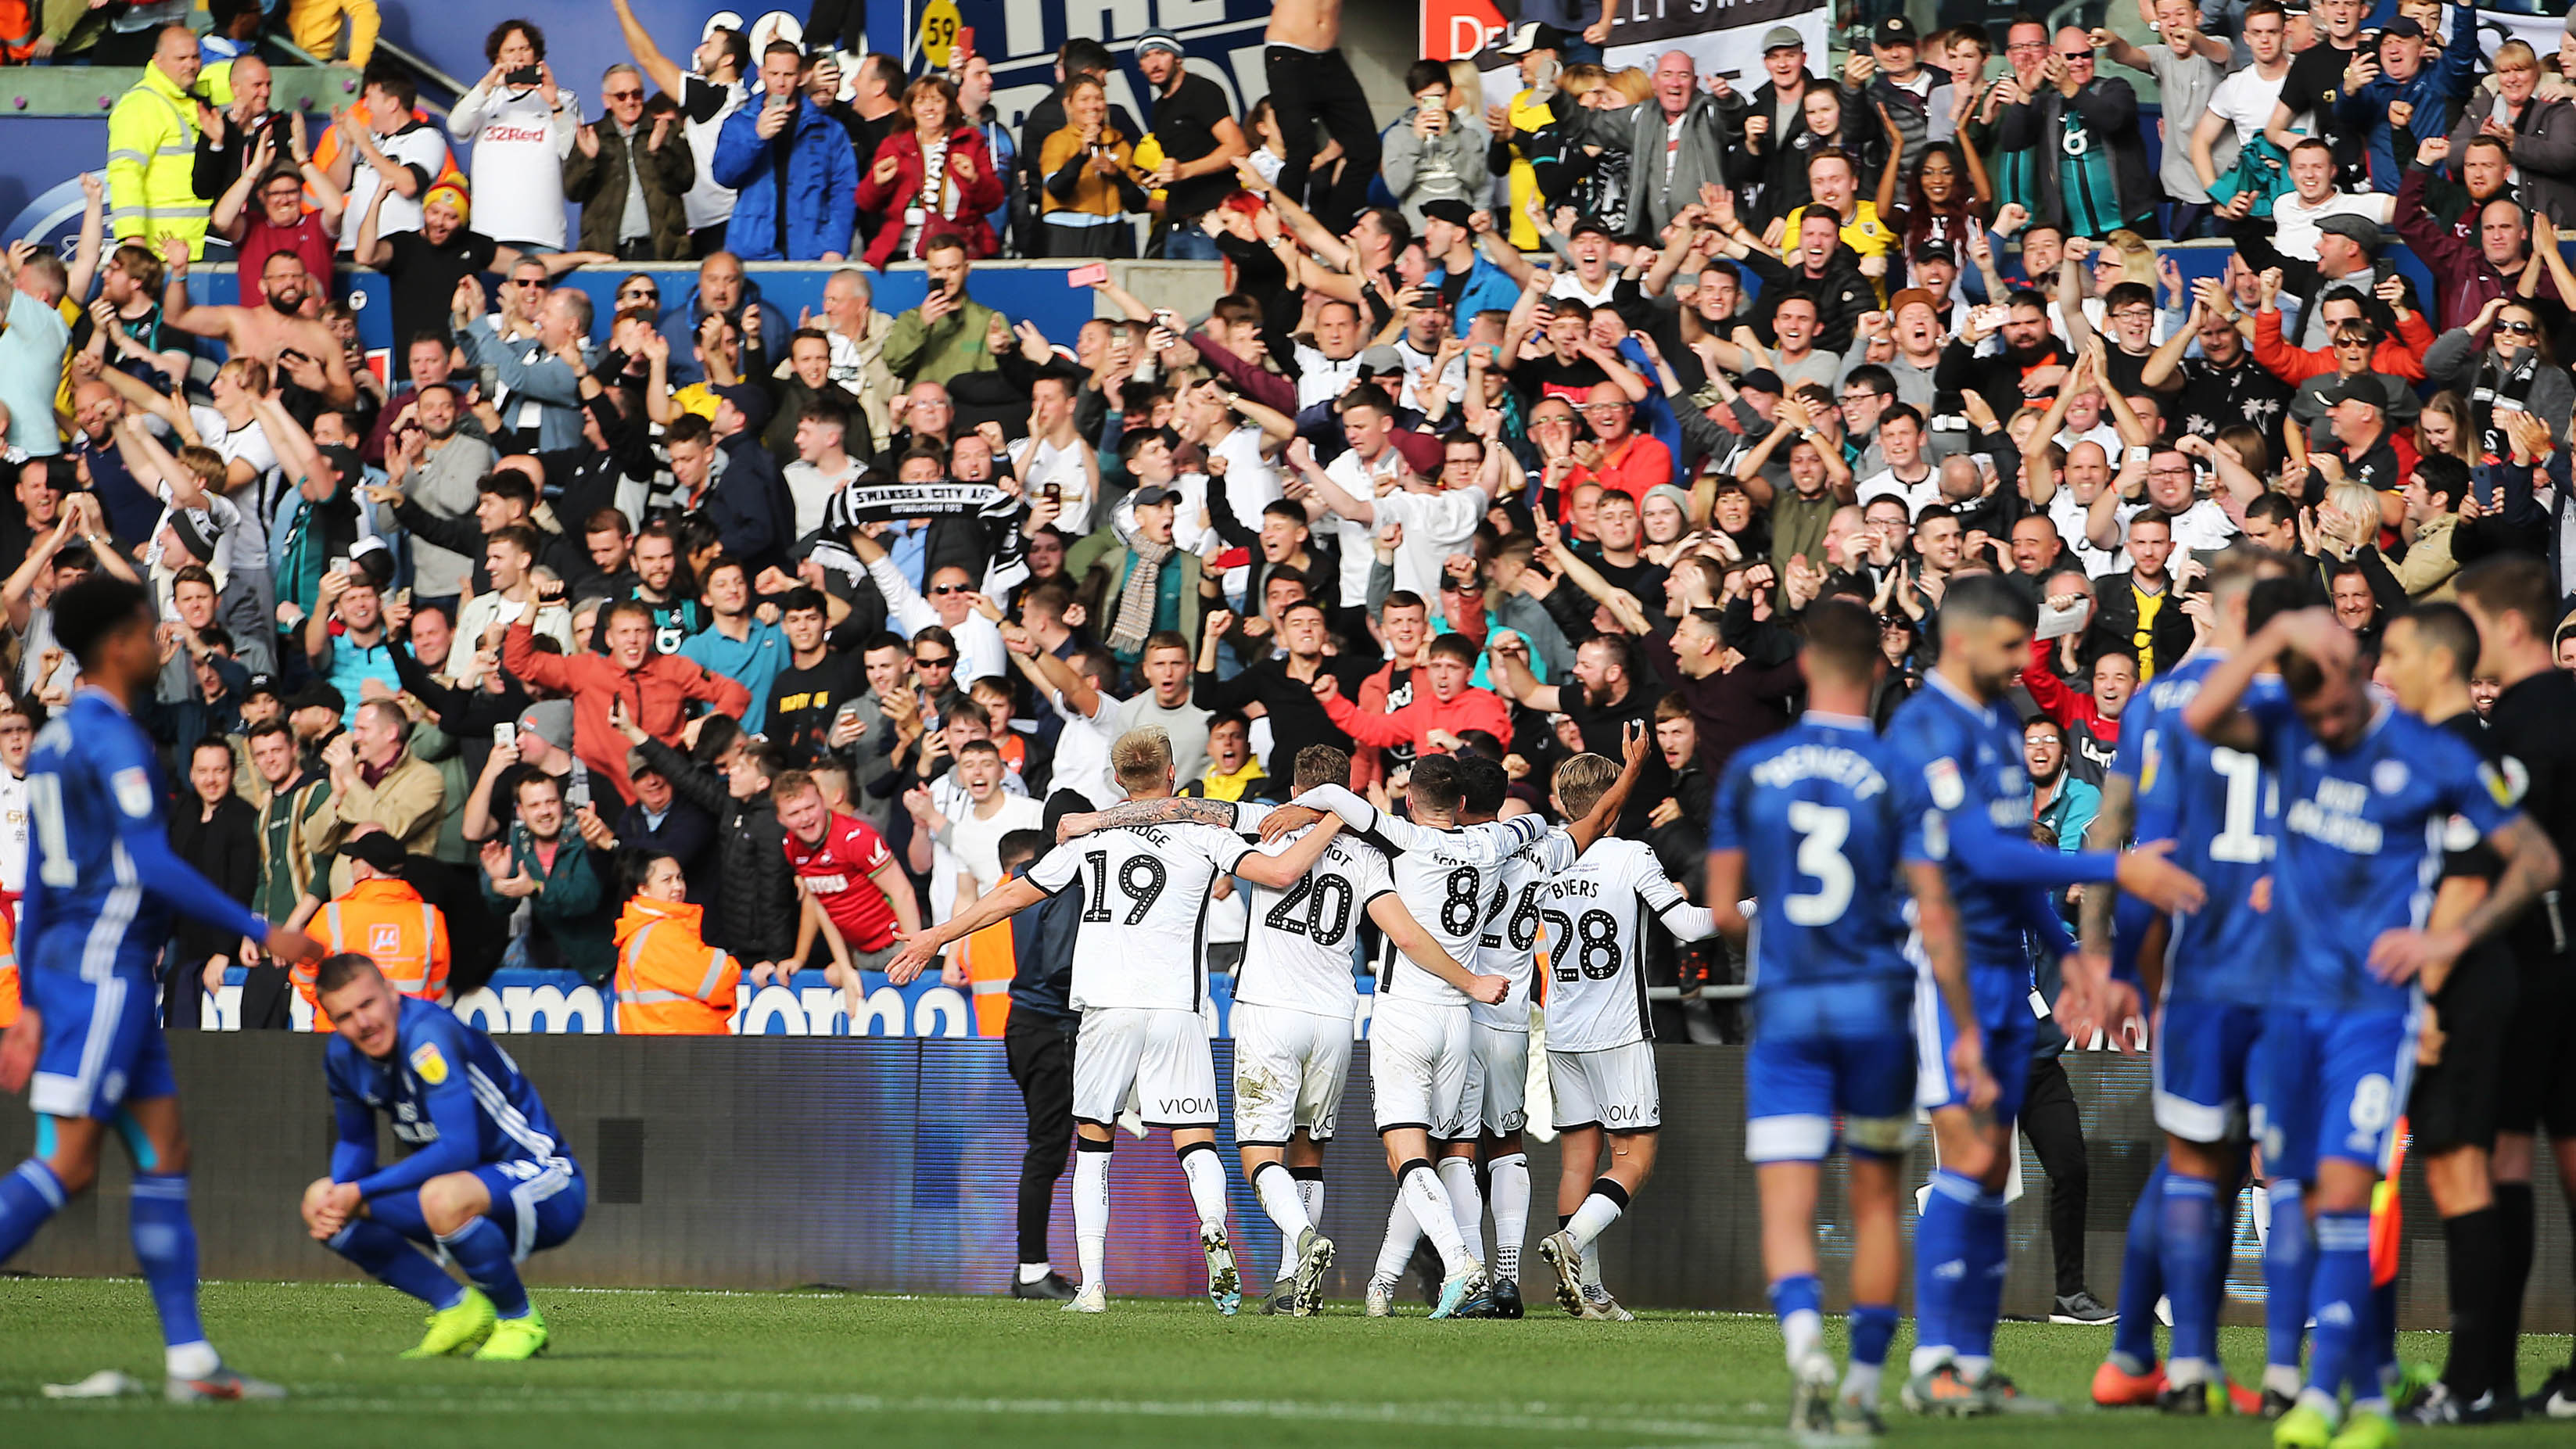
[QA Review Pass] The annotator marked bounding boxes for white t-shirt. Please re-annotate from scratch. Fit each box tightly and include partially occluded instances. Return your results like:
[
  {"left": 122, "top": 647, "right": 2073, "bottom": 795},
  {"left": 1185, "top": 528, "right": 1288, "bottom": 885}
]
[
  {"left": 949, "top": 792, "right": 1046, "bottom": 898},
  {"left": 783, "top": 457, "right": 863, "bottom": 540},
  {"left": 339, "top": 120, "right": 452, "bottom": 253},
  {"left": 1392, "top": 338, "right": 1467, "bottom": 413},
  {"left": 1207, "top": 425, "right": 1280, "bottom": 529},
  {"left": 1027, "top": 823, "right": 1253, "bottom": 1011},
  {"left": 2272, "top": 189, "right": 2396, "bottom": 264},
  {"left": 188, "top": 405, "right": 276, "bottom": 568},
  {"left": 2048, "top": 486, "right": 2125, "bottom": 578},
  {"left": 454, "top": 81, "right": 573, "bottom": 249},
  {"left": 1049, "top": 687, "right": 1121, "bottom": 807},
  {"left": 1856, "top": 466, "right": 1939, "bottom": 518},
  {"left": 0, "top": 767, "right": 23, "bottom": 902},
  {"left": 1010, "top": 435, "right": 1096, "bottom": 535},
  {"left": 2207, "top": 63, "right": 2288, "bottom": 152},
  {"left": 1322, "top": 443, "right": 1405, "bottom": 604},
  {"left": 1374, "top": 483, "right": 1489, "bottom": 598},
  {"left": 680, "top": 74, "right": 749, "bottom": 231},
  {"left": 1292, "top": 343, "right": 1365, "bottom": 411}
]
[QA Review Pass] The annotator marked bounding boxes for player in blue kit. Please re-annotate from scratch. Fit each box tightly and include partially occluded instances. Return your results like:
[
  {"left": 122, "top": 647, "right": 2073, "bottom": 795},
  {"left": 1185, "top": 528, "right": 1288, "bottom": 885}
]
[
  {"left": 2072, "top": 555, "right": 2295, "bottom": 1416},
  {"left": 2183, "top": 606, "right": 2562, "bottom": 1449},
  {"left": 0, "top": 576, "right": 320, "bottom": 1402},
  {"left": 1709, "top": 599, "right": 1993, "bottom": 1436},
  {"left": 1884, "top": 576, "right": 2206, "bottom": 1416},
  {"left": 303, "top": 952, "right": 585, "bottom": 1360}
]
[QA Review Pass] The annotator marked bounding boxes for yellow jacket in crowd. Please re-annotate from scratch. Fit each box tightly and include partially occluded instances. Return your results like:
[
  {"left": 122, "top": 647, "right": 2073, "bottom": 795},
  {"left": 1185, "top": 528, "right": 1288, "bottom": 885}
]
[{"left": 106, "top": 59, "right": 207, "bottom": 258}]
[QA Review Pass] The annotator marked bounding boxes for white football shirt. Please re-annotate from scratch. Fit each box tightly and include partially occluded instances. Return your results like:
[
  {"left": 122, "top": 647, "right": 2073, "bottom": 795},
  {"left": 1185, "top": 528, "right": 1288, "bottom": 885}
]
[
  {"left": 1026, "top": 822, "right": 1250, "bottom": 1012},
  {"left": 1473, "top": 827, "right": 1578, "bottom": 1031},
  {"left": 1293, "top": 784, "right": 1546, "bottom": 1006},
  {"left": 1234, "top": 827, "right": 1396, "bottom": 1020},
  {"left": 1538, "top": 837, "right": 1717, "bottom": 1052}
]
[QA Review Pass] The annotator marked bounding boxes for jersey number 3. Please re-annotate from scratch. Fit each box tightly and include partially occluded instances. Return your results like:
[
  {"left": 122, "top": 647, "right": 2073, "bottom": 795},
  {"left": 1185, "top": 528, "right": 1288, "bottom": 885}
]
[{"left": 1785, "top": 801, "right": 1854, "bottom": 927}]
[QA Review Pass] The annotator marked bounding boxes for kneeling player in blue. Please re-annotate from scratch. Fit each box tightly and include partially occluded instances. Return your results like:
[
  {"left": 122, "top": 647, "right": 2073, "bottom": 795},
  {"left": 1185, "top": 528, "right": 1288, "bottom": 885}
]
[
  {"left": 0, "top": 576, "right": 321, "bottom": 1401},
  {"left": 1885, "top": 576, "right": 2206, "bottom": 1416},
  {"left": 303, "top": 953, "right": 586, "bottom": 1360},
  {"left": 1710, "top": 600, "right": 1993, "bottom": 1434},
  {"left": 2184, "top": 605, "right": 2561, "bottom": 1449}
]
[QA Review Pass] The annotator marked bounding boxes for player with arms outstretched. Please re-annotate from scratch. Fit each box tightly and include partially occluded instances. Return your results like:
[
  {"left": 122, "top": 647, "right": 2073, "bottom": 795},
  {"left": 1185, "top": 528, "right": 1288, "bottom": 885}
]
[
  {"left": 888, "top": 728, "right": 1351, "bottom": 1315},
  {"left": 303, "top": 952, "right": 586, "bottom": 1359},
  {"left": 1532, "top": 744, "right": 1720, "bottom": 1322},
  {"left": 1710, "top": 598, "right": 1992, "bottom": 1433},
  {"left": 0, "top": 575, "right": 320, "bottom": 1401},
  {"left": 2184, "top": 606, "right": 2561, "bottom": 1449},
  {"left": 1885, "top": 575, "right": 2206, "bottom": 1415}
]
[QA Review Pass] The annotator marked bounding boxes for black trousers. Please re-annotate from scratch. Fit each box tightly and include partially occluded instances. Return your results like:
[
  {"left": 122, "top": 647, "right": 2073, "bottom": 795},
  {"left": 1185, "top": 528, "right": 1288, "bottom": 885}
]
[
  {"left": 1004, "top": 1010, "right": 1077, "bottom": 1266},
  {"left": 1264, "top": 45, "right": 1379, "bottom": 235},
  {"left": 2023, "top": 1054, "right": 2091, "bottom": 1298},
  {"left": 690, "top": 223, "right": 732, "bottom": 260}
]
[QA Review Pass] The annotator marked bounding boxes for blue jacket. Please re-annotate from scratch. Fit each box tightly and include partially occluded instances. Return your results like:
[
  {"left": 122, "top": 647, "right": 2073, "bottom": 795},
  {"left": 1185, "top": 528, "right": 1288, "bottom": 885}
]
[
  {"left": 2337, "top": 5, "right": 2481, "bottom": 192},
  {"left": 711, "top": 95, "right": 859, "bottom": 263}
]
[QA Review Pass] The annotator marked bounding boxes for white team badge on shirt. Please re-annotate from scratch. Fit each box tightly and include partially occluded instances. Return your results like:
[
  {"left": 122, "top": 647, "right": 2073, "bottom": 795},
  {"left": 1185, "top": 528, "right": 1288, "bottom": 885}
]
[
  {"left": 113, "top": 767, "right": 154, "bottom": 819},
  {"left": 2372, "top": 759, "right": 2409, "bottom": 795},
  {"left": 1925, "top": 758, "right": 1965, "bottom": 810}
]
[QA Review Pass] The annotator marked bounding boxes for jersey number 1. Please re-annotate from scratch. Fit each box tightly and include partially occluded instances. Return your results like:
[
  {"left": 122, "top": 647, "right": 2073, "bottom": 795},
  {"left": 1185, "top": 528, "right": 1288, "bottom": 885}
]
[{"left": 26, "top": 773, "right": 77, "bottom": 888}]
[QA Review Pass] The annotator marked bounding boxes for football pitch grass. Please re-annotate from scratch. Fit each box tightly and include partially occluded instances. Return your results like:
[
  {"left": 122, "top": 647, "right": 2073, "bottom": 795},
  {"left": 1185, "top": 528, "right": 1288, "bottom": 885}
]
[{"left": 1, "top": 1277, "right": 2571, "bottom": 1447}]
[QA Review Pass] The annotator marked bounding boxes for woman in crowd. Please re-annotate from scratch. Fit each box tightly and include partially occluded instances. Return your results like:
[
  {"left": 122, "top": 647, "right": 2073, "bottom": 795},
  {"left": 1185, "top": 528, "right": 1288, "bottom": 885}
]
[
  {"left": 856, "top": 76, "right": 1004, "bottom": 269},
  {"left": 2424, "top": 296, "right": 2576, "bottom": 464},
  {"left": 450, "top": 18, "right": 577, "bottom": 257},
  {"left": 1035, "top": 76, "right": 1149, "bottom": 259}
]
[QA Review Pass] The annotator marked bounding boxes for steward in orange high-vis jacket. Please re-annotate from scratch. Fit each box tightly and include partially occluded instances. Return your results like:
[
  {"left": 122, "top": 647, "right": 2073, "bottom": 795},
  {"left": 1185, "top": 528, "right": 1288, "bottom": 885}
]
[
  {"left": 613, "top": 855, "right": 740, "bottom": 1035},
  {"left": 300, "top": 833, "right": 450, "bottom": 1032}
]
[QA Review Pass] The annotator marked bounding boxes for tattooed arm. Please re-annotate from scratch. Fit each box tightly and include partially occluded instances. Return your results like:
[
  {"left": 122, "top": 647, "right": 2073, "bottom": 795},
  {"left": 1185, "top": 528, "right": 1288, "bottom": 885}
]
[{"left": 1054, "top": 796, "right": 1271, "bottom": 841}]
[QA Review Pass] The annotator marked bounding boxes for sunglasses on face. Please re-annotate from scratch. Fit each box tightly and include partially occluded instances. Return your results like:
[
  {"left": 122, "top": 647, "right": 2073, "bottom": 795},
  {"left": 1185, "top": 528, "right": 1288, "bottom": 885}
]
[
  {"left": 927, "top": 583, "right": 973, "bottom": 596},
  {"left": 604, "top": 88, "right": 644, "bottom": 101},
  {"left": 914, "top": 654, "right": 956, "bottom": 668},
  {"left": 509, "top": 278, "right": 545, "bottom": 289},
  {"left": 620, "top": 287, "right": 659, "bottom": 301},
  {"left": 2499, "top": 320, "right": 2538, "bottom": 335},
  {"left": 2060, "top": 48, "right": 2096, "bottom": 59}
]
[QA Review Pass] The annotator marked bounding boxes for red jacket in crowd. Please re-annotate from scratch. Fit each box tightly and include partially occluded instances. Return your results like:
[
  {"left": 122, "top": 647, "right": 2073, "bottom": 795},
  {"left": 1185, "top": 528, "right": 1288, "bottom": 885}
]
[
  {"left": 854, "top": 125, "right": 1004, "bottom": 270},
  {"left": 502, "top": 623, "right": 752, "bottom": 802}
]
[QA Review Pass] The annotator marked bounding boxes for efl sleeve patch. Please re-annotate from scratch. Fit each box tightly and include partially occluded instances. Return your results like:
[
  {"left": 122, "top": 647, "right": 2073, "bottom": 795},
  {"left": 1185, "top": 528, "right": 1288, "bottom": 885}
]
[
  {"left": 408, "top": 1042, "right": 450, "bottom": 1085},
  {"left": 1924, "top": 758, "right": 1965, "bottom": 811},
  {"left": 113, "top": 766, "right": 155, "bottom": 820}
]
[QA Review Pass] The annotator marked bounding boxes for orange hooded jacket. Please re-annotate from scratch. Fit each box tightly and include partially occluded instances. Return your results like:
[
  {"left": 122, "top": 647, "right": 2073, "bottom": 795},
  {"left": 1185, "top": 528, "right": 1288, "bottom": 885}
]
[{"left": 613, "top": 895, "right": 739, "bottom": 1035}]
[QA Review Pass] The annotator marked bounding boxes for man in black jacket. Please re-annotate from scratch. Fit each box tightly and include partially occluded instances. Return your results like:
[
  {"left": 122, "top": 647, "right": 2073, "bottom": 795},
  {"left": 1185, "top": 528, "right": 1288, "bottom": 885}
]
[
  {"left": 367, "top": 469, "right": 590, "bottom": 595},
  {"left": 2089, "top": 510, "right": 2197, "bottom": 682},
  {"left": 629, "top": 728, "right": 798, "bottom": 976},
  {"left": 999, "top": 820, "right": 1081, "bottom": 1300},
  {"left": 1189, "top": 599, "right": 1356, "bottom": 790},
  {"left": 1993, "top": 27, "right": 2156, "bottom": 238}
]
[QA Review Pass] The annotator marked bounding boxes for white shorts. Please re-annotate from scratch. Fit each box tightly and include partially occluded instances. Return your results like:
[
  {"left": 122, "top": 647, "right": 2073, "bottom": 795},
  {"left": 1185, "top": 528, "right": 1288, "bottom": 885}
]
[
  {"left": 1232, "top": 1002, "right": 1353, "bottom": 1145},
  {"left": 1459, "top": 1021, "right": 1529, "bottom": 1136},
  {"left": 1369, "top": 995, "right": 1471, "bottom": 1139},
  {"left": 1075, "top": 1006, "right": 1218, "bottom": 1128},
  {"left": 1548, "top": 1041, "right": 1660, "bottom": 1132}
]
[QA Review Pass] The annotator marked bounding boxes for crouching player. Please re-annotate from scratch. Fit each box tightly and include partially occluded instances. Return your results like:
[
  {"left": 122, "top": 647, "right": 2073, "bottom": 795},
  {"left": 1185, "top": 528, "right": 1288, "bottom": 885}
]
[
  {"left": 303, "top": 953, "right": 586, "bottom": 1360},
  {"left": 1709, "top": 598, "right": 1993, "bottom": 1433}
]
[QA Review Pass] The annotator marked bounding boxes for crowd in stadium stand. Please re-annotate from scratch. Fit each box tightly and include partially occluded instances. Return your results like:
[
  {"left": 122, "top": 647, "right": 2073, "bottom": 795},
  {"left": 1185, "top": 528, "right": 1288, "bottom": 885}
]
[{"left": 0, "top": 0, "right": 2572, "bottom": 1046}]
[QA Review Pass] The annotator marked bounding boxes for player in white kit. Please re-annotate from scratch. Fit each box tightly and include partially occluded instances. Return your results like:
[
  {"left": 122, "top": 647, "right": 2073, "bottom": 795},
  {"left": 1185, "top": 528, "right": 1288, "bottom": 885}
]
[
  {"left": 888, "top": 729, "right": 1349, "bottom": 1315},
  {"left": 1258, "top": 755, "right": 1548, "bottom": 1318},
  {"left": 1445, "top": 741, "right": 1645, "bottom": 1316},
  {"left": 1534, "top": 752, "right": 1721, "bottom": 1319},
  {"left": 1060, "top": 743, "right": 1512, "bottom": 1317}
]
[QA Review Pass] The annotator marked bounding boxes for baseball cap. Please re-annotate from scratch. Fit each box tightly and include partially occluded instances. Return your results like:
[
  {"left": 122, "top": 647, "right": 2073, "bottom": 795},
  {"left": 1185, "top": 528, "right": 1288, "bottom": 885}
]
[
  {"left": 1135, "top": 27, "right": 1183, "bottom": 58},
  {"left": 1385, "top": 429, "right": 1447, "bottom": 479},
  {"left": 1872, "top": 16, "right": 1919, "bottom": 46},
  {"left": 349, "top": 536, "right": 397, "bottom": 590},
  {"left": 1355, "top": 344, "right": 1408, "bottom": 378},
  {"left": 1498, "top": 21, "right": 1568, "bottom": 56},
  {"left": 243, "top": 672, "right": 281, "bottom": 703},
  {"left": 1911, "top": 238, "right": 1957, "bottom": 264},
  {"left": 1132, "top": 485, "right": 1180, "bottom": 508},
  {"left": 339, "top": 831, "right": 409, "bottom": 872},
  {"left": 1737, "top": 368, "right": 1785, "bottom": 396},
  {"left": 1568, "top": 214, "right": 1616, "bottom": 239},
  {"left": 1420, "top": 198, "right": 1476, "bottom": 229},
  {"left": 2316, "top": 213, "right": 2382, "bottom": 250},
  {"left": 285, "top": 680, "right": 345, "bottom": 716},
  {"left": 1762, "top": 24, "right": 1805, "bottom": 52},
  {"left": 1889, "top": 288, "right": 1939, "bottom": 317},
  {"left": 712, "top": 382, "right": 774, "bottom": 436},
  {"left": 2380, "top": 16, "right": 2423, "bottom": 40},
  {"left": 2321, "top": 375, "right": 2388, "bottom": 411}
]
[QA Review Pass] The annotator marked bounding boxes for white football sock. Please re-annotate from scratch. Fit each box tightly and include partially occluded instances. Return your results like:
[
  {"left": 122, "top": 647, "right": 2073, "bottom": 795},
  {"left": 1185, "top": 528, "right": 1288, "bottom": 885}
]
[
  {"left": 1017, "top": 1262, "right": 1052, "bottom": 1285},
  {"left": 1567, "top": 1190, "right": 1623, "bottom": 1250},
  {"left": 1073, "top": 1146, "right": 1110, "bottom": 1289},
  {"left": 1842, "top": 1361, "right": 1883, "bottom": 1404},
  {"left": 1298, "top": 1172, "right": 1324, "bottom": 1234},
  {"left": 166, "top": 1341, "right": 219, "bottom": 1380},
  {"left": 1177, "top": 1145, "right": 1229, "bottom": 1232},
  {"left": 1401, "top": 1165, "right": 1471, "bottom": 1272},
  {"left": 1783, "top": 1307, "right": 1824, "bottom": 1368},
  {"left": 1437, "top": 1157, "right": 1483, "bottom": 1261},
  {"left": 1487, "top": 1153, "right": 1530, "bottom": 1281},
  {"left": 1254, "top": 1164, "right": 1311, "bottom": 1279},
  {"left": 1578, "top": 1236, "right": 1606, "bottom": 1291},
  {"left": 1371, "top": 1194, "right": 1419, "bottom": 1285}
]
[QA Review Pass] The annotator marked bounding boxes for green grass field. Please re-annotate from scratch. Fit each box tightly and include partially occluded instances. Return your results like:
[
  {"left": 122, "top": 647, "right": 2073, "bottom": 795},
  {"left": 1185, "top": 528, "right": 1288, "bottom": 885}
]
[{"left": 0, "top": 1278, "right": 2569, "bottom": 1447}]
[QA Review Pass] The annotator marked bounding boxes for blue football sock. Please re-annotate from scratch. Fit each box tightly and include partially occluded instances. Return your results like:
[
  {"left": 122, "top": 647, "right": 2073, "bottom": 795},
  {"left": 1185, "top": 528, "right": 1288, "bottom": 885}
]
[
  {"left": 2160, "top": 1171, "right": 2223, "bottom": 1372},
  {"left": 2265, "top": 1181, "right": 2312, "bottom": 1373},
  {"left": 435, "top": 1218, "right": 529, "bottom": 1318},
  {"left": 2305, "top": 1211, "right": 2373, "bottom": 1401},
  {"left": 0, "top": 1159, "right": 66, "bottom": 1263},
  {"left": 328, "top": 1219, "right": 467, "bottom": 1310},
  {"left": 1911, "top": 1170, "right": 1980, "bottom": 1362},
  {"left": 1954, "top": 1188, "right": 2011, "bottom": 1361},
  {"left": 1771, "top": 1271, "right": 1824, "bottom": 1365},
  {"left": 1849, "top": 1303, "right": 1899, "bottom": 1368},
  {"left": 2111, "top": 1158, "right": 2169, "bottom": 1371},
  {"left": 128, "top": 1172, "right": 206, "bottom": 1350}
]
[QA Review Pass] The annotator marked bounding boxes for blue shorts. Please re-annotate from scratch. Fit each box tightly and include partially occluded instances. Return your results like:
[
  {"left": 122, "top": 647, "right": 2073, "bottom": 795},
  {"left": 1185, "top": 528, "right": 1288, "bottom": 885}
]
[
  {"left": 368, "top": 1159, "right": 587, "bottom": 1263},
  {"left": 2254, "top": 1005, "right": 2417, "bottom": 1183},
  {"left": 1914, "top": 963, "right": 2034, "bottom": 1124},
  {"left": 2153, "top": 997, "right": 2269, "bottom": 1145},
  {"left": 24, "top": 970, "right": 175, "bottom": 1121},
  {"left": 1745, "top": 1031, "right": 1919, "bottom": 1163},
  {"left": 2111, "top": 895, "right": 2158, "bottom": 985}
]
